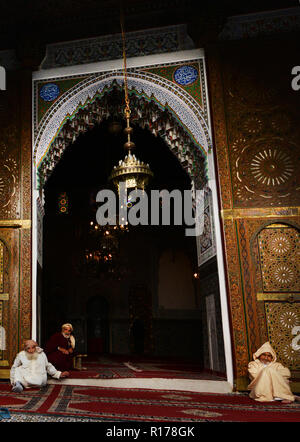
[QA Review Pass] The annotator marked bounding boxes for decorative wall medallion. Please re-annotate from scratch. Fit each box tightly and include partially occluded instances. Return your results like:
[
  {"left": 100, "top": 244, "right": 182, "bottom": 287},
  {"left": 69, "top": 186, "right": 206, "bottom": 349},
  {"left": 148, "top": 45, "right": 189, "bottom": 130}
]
[
  {"left": 241, "top": 114, "right": 263, "bottom": 135},
  {"left": 249, "top": 148, "right": 293, "bottom": 186},
  {"left": 279, "top": 310, "right": 299, "bottom": 330},
  {"left": 282, "top": 343, "right": 299, "bottom": 365},
  {"left": 265, "top": 302, "right": 300, "bottom": 370},
  {"left": 173, "top": 65, "right": 198, "bottom": 86},
  {"left": 232, "top": 138, "right": 299, "bottom": 204},
  {"left": 271, "top": 262, "right": 297, "bottom": 288},
  {"left": 264, "top": 233, "right": 294, "bottom": 256},
  {"left": 261, "top": 261, "right": 297, "bottom": 291},
  {"left": 39, "top": 83, "right": 60, "bottom": 102}
]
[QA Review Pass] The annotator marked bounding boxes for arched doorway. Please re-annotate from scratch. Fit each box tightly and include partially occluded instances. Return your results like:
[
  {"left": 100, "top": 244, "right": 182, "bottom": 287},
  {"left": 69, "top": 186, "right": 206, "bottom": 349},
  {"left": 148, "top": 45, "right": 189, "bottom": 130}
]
[
  {"left": 41, "top": 115, "right": 201, "bottom": 359},
  {"left": 32, "top": 50, "right": 233, "bottom": 385}
]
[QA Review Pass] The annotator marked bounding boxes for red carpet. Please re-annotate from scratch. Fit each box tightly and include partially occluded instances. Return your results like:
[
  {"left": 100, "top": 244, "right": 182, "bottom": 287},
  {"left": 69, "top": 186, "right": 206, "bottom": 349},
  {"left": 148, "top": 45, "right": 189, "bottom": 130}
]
[
  {"left": 0, "top": 382, "right": 299, "bottom": 422},
  {"left": 69, "top": 356, "right": 226, "bottom": 380}
]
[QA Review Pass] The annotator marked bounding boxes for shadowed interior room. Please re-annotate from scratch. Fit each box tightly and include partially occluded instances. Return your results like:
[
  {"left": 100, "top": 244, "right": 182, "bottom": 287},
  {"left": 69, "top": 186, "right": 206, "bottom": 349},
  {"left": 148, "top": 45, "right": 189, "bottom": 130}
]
[{"left": 41, "top": 103, "right": 225, "bottom": 374}]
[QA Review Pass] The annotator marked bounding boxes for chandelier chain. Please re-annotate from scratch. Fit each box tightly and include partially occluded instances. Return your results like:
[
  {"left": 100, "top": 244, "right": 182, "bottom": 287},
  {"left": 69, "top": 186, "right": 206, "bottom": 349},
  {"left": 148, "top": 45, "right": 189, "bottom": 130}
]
[{"left": 120, "top": 12, "right": 131, "bottom": 122}]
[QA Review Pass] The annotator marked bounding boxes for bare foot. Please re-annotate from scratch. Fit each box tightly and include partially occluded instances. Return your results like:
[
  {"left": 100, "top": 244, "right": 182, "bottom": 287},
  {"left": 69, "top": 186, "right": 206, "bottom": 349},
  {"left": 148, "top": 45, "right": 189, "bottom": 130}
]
[{"left": 281, "top": 400, "right": 293, "bottom": 404}]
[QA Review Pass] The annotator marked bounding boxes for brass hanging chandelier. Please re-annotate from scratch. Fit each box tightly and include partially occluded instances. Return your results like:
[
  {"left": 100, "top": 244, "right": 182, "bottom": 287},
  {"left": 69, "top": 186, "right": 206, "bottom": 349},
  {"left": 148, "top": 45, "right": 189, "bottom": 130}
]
[
  {"left": 109, "top": 13, "right": 153, "bottom": 194},
  {"left": 82, "top": 10, "right": 153, "bottom": 279},
  {"left": 82, "top": 219, "right": 128, "bottom": 280}
]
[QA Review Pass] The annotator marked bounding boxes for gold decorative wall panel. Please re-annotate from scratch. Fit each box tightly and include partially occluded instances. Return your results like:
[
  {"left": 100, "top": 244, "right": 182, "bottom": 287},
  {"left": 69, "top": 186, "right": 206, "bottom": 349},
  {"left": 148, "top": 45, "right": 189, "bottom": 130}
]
[
  {"left": 0, "top": 242, "right": 3, "bottom": 292},
  {"left": 230, "top": 137, "right": 299, "bottom": 206},
  {"left": 258, "top": 225, "right": 300, "bottom": 293},
  {"left": 0, "top": 236, "right": 11, "bottom": 371},
  {"left": 0, "top": 97, "right": 20, "bottom": 220},
  {"left": 0, "top": 240, "right": 6, "bottom": 362},
  {"left": 207, "top": 37, "right": 300, "bottom": 390},
  {"left": 222, "top": 43, "right": 300, "bottom": 209},
  {"left": 0, "top": 68, "right": 33, "bottom": 377},
  {"left": 265, "top": 302, "right": 300, "bottom": 371}
]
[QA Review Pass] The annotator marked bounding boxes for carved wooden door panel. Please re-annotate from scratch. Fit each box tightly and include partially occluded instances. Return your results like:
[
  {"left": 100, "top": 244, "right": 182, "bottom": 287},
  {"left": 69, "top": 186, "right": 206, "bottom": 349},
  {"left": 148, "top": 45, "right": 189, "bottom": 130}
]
[
  {"left": 0, "top": 228, "right": 20, "bottom": 378},
  {"left": 257, "top": 224, "right": 300, "bottom": 372}
]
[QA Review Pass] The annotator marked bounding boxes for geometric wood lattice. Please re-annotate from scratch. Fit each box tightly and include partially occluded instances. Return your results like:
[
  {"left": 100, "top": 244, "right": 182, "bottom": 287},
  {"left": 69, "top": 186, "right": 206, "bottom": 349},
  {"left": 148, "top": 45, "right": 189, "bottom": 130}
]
[
  {"left": 265, "top": 302, "right": 300, "bottom": 370},
  {"left": 258, "top": 225, "right": 300, "bottom": 292}
]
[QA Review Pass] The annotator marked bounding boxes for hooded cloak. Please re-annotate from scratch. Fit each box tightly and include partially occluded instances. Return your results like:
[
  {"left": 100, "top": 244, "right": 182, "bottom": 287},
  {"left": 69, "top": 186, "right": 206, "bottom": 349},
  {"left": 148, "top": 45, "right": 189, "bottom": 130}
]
[{"left": 248, "top": 341, "right": 295, "bottom": 402}]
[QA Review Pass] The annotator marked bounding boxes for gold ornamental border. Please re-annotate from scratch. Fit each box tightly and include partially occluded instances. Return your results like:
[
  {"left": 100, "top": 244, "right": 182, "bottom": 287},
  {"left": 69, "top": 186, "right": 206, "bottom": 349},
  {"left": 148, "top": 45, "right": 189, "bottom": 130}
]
[
  {"left": 0, "top": 369, "right": 10, "bottom": 379},
  {"left": 257, "top": 292, "right": 300, "bottom": 302},
  {"left": 0, "top": 220, "right": 31, "bottom": 229},
  {"left": 221, "top": 207, "right": 300, "bottom": 220},
  {"left": 0, "top": 360, "right": 9, "bottom": 367}
]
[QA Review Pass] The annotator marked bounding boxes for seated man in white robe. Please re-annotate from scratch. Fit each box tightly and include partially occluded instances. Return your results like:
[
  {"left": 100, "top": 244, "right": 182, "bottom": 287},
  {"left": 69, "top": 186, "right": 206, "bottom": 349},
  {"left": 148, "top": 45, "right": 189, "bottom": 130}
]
[
  {"left": 248, "top": 341, "right": 296, "bottom": 404},
  {"left": 10, "top": 339, "right": 69, "bottom": 393}
]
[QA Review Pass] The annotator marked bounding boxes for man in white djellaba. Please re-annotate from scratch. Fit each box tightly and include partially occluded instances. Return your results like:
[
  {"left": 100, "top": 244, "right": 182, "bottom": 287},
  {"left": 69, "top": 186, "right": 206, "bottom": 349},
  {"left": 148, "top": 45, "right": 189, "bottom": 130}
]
[
  {"left": 10, "top": 339, "right": 69, "bottom": 393},
  {"left": 247, "top": 341, "right": 298, "bottom": 403}
]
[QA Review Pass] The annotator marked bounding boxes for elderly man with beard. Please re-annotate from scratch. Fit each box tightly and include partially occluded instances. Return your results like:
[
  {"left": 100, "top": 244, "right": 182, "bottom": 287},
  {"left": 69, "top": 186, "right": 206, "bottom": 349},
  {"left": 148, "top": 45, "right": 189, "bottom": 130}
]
[
  {"left": 45, "top": 323, "right": 76, "bottom": 372},
  {"left": 10, "top": 340, "right": 69, "bottom": 393},
  {"left": 248, "top": 341, "right": 297, "bottom": 404}
]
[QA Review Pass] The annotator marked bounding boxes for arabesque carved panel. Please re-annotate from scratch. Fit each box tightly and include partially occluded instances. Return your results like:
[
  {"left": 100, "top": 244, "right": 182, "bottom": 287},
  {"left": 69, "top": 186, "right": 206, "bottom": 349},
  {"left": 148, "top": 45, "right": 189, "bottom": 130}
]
[
  {"left": 258, "top": 225, "right": 300, "bottom": 292},
  {"left": 265, "top": 302, "right": 300, "bottom": 370}
]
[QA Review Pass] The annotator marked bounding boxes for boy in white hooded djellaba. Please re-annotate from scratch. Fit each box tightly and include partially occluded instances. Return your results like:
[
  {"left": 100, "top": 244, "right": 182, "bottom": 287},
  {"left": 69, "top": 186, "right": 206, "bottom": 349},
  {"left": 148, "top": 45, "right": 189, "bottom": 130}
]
[
  {"left": 248, "top": 341, "right": 296, "bottom": 404},
  {"left": 10, "top": 340, "right": 69, "bottom": 393}
]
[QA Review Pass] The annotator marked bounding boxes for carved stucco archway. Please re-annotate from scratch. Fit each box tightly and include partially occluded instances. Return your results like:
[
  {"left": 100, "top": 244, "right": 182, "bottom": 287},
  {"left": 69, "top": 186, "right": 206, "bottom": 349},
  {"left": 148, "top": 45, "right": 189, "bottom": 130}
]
[
  {"left": 31, "top": 63, "right": 234, "bottom": 387},
  {"left": 33, "top": 71, "right": 212, "bottom": 190}
]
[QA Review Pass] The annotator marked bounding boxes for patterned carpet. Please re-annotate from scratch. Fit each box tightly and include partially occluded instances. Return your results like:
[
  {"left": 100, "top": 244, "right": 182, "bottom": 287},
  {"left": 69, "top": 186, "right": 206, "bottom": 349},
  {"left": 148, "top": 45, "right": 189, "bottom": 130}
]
[
  {"left": 68, "top": 356, "right": 226, "bottom": 380},
  {"left": 0, "top": 382, "right": 299, "bottom": 422}
]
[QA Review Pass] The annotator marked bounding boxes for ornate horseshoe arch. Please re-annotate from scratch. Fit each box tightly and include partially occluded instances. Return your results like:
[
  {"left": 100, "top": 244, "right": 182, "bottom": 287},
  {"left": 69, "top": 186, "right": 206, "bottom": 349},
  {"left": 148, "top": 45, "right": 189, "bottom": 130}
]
[{"left": 33, "top": 70, "right": 212, "bottom": 191}]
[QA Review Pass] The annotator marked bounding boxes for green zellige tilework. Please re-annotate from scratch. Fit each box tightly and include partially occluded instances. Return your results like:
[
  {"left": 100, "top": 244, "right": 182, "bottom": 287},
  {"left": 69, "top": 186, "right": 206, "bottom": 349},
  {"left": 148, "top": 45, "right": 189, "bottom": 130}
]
[
  {"left": 37, "top": 77, "right": 89, "bottom": 124},
  {"left": 141, "top": 63, "right": 202, "bottom": 107}
]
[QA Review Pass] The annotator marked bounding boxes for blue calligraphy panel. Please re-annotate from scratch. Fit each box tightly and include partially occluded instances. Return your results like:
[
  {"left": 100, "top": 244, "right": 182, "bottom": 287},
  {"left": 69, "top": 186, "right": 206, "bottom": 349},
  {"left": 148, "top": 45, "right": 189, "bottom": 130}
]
[
  {"left": 174, "top": 65, "right": 198, "bottom": 86},
  {"left": 40, "top": 83, "right": 60, "bottom": 101}
]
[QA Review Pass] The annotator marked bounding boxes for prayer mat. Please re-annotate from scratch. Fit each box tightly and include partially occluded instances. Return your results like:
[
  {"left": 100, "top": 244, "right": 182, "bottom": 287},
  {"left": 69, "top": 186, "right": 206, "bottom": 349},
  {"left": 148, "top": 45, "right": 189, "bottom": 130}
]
[{"left": 0, "top": 382, "right": 299, "bottom": 422}]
